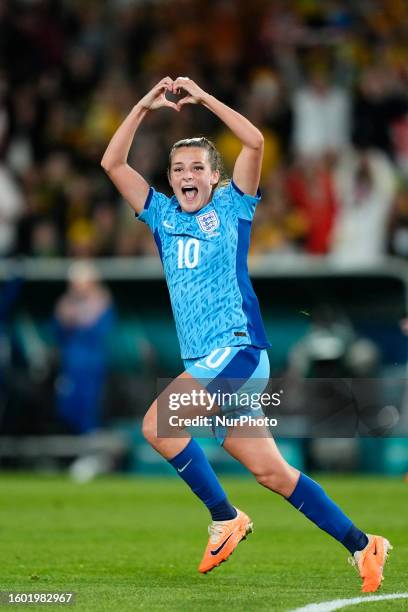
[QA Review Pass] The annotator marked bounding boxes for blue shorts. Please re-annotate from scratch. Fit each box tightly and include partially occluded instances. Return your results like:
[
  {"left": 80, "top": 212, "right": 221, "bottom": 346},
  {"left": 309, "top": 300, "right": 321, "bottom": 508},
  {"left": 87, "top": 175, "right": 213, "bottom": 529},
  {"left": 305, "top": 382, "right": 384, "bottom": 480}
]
[{"left": 184, "top": 346, "right": 270, "bottom": 444}]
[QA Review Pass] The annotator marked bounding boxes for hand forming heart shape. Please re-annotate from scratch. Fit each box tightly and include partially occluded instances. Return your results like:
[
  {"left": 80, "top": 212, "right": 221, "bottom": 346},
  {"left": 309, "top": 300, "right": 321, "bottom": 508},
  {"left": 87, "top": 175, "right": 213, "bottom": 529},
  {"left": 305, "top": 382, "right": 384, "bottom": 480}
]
[{"left": 139, "top": 77, "right": 204, "bottom": 112}]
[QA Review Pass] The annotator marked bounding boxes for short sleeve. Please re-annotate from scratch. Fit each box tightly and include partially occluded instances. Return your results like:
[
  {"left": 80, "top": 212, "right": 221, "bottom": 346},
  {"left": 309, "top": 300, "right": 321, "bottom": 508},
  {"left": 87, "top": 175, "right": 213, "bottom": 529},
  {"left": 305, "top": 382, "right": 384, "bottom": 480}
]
[
  {"left": 136, "top": 187, "right": 170, "bottom": 233},
  {"left": 229, "top": 181, "right": 261, "bottom": 221}
]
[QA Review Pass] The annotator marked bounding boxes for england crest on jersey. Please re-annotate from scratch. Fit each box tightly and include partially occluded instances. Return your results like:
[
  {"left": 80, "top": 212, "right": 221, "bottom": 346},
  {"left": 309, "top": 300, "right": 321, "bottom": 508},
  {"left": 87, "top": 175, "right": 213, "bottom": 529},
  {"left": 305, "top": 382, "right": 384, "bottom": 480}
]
[{"left": 196, "top": 209, "right": 220, "bottom": 233}]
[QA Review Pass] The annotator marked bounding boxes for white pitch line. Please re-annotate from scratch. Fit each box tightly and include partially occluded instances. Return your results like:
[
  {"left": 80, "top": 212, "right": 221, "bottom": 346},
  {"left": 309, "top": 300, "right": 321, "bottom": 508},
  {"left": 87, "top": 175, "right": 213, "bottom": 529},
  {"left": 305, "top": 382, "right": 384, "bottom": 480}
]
[{"left": 290, "top": 592, "right": 408, "bottom": 612}]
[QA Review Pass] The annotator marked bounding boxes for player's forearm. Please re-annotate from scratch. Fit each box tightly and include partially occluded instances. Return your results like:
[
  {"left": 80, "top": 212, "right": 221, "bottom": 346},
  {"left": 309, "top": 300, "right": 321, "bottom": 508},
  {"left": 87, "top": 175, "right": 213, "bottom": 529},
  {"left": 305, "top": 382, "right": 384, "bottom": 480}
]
[
  {"left": 101, "top": 104, "right": 148, "bottom": 172},
  {"left": 202, "top": 95, "right": 264, "bottom": 150}
]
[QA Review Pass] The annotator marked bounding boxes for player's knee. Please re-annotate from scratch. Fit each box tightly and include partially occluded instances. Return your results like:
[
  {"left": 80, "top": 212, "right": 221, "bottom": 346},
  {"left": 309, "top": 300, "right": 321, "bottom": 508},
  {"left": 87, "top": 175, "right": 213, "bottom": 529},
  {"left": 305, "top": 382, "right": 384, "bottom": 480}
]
[
  {"left": 255, "top": 471, "right": 283, "bottom": 493},
  {"left": 142, "top": 412, "right": 158, "bottom": 446},
  {"left": 255, "top": 467, "right": 297, "bottom": 496}
]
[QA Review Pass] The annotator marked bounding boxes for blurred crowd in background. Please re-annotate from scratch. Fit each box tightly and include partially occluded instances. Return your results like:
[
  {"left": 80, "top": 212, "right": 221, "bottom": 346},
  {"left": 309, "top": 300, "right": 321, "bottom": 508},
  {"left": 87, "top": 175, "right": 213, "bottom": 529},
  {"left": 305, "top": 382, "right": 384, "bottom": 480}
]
[
  {"left": 1, "top": 0, "right": 408, "bottom": 470},
  {"left": 1, "top": 0, "right": 408, "bottom": 262}
]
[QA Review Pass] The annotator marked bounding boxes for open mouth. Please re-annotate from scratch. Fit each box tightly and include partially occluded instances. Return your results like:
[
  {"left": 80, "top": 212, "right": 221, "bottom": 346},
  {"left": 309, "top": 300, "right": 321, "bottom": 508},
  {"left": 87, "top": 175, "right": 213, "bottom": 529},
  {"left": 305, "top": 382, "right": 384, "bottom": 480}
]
[{"left": 181, "top": 186, "right": 198, "bottom": 202}]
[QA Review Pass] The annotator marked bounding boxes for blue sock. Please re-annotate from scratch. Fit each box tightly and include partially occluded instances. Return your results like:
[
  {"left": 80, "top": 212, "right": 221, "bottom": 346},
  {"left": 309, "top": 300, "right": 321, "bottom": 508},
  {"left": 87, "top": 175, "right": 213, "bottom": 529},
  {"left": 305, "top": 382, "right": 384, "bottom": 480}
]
[
  {"left": 287, "top": 473, "right": 368, "bottom": 552},
  {"left": 341, "top": 525, "right": 369, "bottom": 554},
  {"left": 169, "top": 439, "right": 237, "bottom": 521}
]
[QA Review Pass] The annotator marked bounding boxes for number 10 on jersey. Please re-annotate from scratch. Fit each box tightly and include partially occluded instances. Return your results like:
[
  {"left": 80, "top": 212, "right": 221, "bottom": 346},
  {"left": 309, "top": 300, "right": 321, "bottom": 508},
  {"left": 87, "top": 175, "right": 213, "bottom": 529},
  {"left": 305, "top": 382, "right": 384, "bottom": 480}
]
[{"left": 177, "top": 238, "right": 200, "bottom": 269}]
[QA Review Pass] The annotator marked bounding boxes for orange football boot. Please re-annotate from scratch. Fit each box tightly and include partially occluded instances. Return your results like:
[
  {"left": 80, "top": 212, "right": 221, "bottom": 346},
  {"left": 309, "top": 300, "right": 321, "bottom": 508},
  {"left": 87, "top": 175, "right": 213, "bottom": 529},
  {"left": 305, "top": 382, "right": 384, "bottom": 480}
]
[
  {"left": 350, "top": 534, "right": 392, "bottom": 593},
  {"left": 198, "top": 509, "right": 253, "bottom": 574}
]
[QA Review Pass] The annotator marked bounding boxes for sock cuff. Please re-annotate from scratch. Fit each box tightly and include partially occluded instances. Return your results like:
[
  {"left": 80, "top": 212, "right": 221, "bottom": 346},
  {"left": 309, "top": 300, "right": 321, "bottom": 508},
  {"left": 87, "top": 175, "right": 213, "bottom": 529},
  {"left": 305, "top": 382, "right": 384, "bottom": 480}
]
[
  {"left": 287, "top": 472, "right": 314, "bottom": 506},
  {"left": 168, "top": 438, "right": 199, "bottom": 470}
]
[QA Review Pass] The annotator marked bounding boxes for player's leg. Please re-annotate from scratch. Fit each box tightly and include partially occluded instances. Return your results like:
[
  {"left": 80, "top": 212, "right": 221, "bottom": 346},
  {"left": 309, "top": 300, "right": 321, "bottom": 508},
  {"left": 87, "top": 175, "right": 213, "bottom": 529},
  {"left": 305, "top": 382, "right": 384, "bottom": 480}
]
[
  {"left": 219, "top": 346, "right": 390, "bottom": 591},
  {"left": 142, "top": 371, "right": 237, "bottom": 523},
  {"left": 142, "top": 348, "right": 257, "bottom": 573},
  {"left": 224, "top": 429, "right": 299, "bottom": 495},
  {"left": 183, "top": 346, "right": 269, "bottom": 572},
  {"left": 223, "top": 427, "right": 391, "bottom": 592},
  {"left": 224, "top": 427, "right": 365, "bottom": 546}
]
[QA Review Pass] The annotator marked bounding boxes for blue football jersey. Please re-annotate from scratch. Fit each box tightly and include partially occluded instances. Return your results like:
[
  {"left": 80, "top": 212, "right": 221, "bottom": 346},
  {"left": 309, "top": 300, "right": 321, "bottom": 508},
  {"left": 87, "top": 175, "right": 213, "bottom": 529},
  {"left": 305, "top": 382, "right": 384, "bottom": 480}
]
[{"left": 137, "top": 180, "right": 270, "bottom": 359}]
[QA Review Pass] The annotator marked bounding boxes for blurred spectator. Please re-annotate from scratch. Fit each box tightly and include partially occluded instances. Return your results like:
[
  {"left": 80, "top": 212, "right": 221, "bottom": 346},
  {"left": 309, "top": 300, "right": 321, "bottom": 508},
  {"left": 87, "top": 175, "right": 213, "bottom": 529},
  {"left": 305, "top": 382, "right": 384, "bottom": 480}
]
[
  {"left": 352, "top": 66, "right": 408, "bottom": 158},
  {"left": 0, "top": 275, "right": 24, "bottom": 426},
  {"left": 251, "top": 167, "right": 307, "bottom": 254},
  {"left": 247, "top": 70, "right": 292, "bottom": 159},
  {"left": 66, "top": 219, "right": 97, "bottom": 258},
  {"left": 331, "top": 148, "right": 397, "bottom": 263},
  {"left": 287, "top": 156, "right": 337, "bottom": 254},
  {"left": 92, "top": 201, "right": 119, "bottom": 257},
  {"left": 292, "top": 66, "right": 350, "bottom": 157},
  {"left": 6, "top": 85, "right": 39, "bottom": 176},
  {"left": 0, "top": 0, "right": 407, "bottom": 261},
  {"left": 30, "top": 218, "right": 60, "bottom": 257},
  {"left": 0, "top": 164, "right": 24, "bottom": 255},
  {"left": 216, "top": 70, "right": 284, "bottom": 179},
  {"left": 390, "top": 110, "right": 408, "bottom": 179},
  {"left": 388, "top": 184, "right": 408, "bottom": 258},
  {"left": 53, "top": 261, "right": 116, "bottom": 434}
]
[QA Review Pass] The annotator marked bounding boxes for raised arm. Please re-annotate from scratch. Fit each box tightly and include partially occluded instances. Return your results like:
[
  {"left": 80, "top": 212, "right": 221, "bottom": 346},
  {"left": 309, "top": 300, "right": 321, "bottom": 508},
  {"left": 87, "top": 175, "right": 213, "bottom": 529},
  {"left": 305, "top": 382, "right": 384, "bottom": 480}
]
[
  {"left": 173, "top": 77, "right": 264, "bottom": 196},
  {"left": 101, "top": 77, "right": 177, "bottom": 214}
]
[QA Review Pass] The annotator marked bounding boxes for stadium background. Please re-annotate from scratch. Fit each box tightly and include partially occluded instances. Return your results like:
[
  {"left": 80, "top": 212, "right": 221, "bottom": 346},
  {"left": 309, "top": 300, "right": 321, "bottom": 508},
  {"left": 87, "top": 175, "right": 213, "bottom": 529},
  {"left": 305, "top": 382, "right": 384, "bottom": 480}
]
[
  {"left": 0, "top": 1, "right": 407, "bottom": 610},
  {"left": 0, "top": 0, "right": 407, "bottom": 475}
]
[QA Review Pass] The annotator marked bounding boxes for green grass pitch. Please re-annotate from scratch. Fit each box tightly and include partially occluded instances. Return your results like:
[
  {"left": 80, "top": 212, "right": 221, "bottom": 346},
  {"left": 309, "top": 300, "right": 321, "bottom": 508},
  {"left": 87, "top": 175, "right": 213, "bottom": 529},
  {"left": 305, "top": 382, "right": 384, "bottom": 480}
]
[{"left": 0, "top": 473, "right": 407, "bottom": 611}]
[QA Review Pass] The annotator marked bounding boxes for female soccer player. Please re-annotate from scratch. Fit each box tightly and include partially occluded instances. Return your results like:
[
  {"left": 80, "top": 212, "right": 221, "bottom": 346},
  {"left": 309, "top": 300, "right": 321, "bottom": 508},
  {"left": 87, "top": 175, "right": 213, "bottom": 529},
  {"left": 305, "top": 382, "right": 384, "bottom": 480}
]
[{"left": 101, "top": 76, "right": 390, "bottom": 592}]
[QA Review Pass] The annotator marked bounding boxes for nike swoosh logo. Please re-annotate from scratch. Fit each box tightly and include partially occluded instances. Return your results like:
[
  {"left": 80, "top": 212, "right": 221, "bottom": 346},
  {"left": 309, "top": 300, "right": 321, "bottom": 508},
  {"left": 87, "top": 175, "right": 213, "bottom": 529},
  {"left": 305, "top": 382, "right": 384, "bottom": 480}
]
[
  {"left": 177, "top": 458, "right": 192, "bottom": 473},
  {"left": 163, "top": 221, "right": 175, "bottom": 229},
  {"left": 210, "top": 532, "right": 233, "bottom": 556},
  {"left": 193, "top": 363, "right": 211, "bottom": 370}
]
